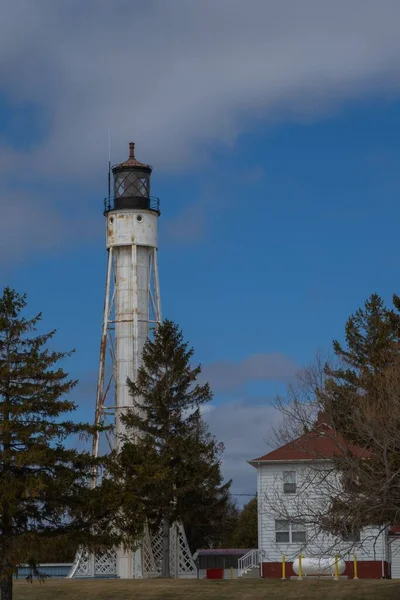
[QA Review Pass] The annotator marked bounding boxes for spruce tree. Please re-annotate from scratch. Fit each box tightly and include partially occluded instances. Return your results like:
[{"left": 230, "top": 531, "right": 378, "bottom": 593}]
[
  {"left": 184, "top": 498, "right": 239, "bottom": 552},
  {"left": 110, "top": 320, "right": 230, "bottom": 577},
  {"left": 323, "top": 293, "right": 400, "bottom": 444},
  {"left": 0, "top": 288, "right": 122, "bottom": 600},
  {"left": 232, "top": 498, "right": 258, "bottom": 549},
  {"left": 319, "top": 293, "right": 400, "bottom": 531}
]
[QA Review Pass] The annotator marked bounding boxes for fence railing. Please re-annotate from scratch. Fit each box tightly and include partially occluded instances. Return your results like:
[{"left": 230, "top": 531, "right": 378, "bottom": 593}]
[{"left": 238, "top": 549, "right": 259, "bottom": 577}]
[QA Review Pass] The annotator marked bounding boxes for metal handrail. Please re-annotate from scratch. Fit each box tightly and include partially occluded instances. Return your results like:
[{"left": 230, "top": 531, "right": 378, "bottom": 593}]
[
  {"left": 103, "top": 195, "right": 160, "bottom": 214},
  {"left": 238, "top": 549, "right": 259, "bottom": 577}
]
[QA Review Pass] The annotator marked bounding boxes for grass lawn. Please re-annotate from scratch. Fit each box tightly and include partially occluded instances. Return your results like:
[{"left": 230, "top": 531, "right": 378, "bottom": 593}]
[{"left": 13, "top": 578, "right": 400, "bottom": 600}]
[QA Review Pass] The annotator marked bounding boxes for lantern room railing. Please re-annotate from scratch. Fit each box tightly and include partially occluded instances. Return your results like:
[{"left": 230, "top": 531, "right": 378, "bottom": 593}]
[{"left": 104, "top": 196, "right": 160, "bottom": 215}]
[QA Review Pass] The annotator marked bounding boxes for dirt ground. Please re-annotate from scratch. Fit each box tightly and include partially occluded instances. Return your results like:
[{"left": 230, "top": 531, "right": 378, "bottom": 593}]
[{"left": 13, "top": 577, "right": 400, "bottom": 600}]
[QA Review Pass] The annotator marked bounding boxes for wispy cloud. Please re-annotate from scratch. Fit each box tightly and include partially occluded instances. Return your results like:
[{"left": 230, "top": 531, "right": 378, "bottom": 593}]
[
  {"left": 163, "top": 198, "right": 208, "bottom": 245},
  {"left": 201, "top": 353, "right": 298, "bottom": 394},
  {"left": 2, "top": 0, "right": 400, "bottom": 180},
  {"left": 204, "top": 399, "right": 282, "bottom": 502},
  {"left": 0, "top": 188, "right": 101, "bottom": 266},
  {"left": 2, "top": 0, "right": 400, "bottom": 260}
]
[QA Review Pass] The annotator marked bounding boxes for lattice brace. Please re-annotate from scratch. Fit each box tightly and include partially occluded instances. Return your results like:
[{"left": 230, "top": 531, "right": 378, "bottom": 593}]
[
  {"left": 67, "top": 547, "right": 117, "bottom": 579},
  {"left": 67, "top": 547, "right": 94, "bottom": 578},
  {"left": 148, "top": 521, "right": 197, "bottom": 578},
  {"left": 94, "top": 548, "right": 117, "bottom": 576},
  {"left": 149, "top": 524, "right": 164, "bottom": 575},
  {"left": 175, "top": 521, "right": 197, "bottom": 578},
  {"left": 143, "top": 523, "right": 161, "bottom": 578}
]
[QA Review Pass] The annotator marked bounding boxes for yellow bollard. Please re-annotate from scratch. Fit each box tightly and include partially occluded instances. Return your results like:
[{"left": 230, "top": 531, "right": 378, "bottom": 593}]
[
  {"left": 334, "top": 555, "right": 339, "bottom": 580},
  {"left": 298, "top": 554, "right": 303, "bottom": 580},
  {"left": 353, "top": 554, "right": 358, "bottom": 580},
  {"left": 281, "top": 555, "right": 286, "bottom": 580},
  {"left": 230, "top": 566, "right": 233, "bottom": 580}
]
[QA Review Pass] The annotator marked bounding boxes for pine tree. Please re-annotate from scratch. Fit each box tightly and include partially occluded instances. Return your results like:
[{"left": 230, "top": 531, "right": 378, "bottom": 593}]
[
  {"left": 232, "top": 498, "right": 258, "bottom": 549},
  {"left": 319, "top": 293, "right": 400, "bottom": 531},
  {"left": 323, "top": 293, "right": 400, "bottom": 444},
  {"left": 184, "top": 498, "right": 239, "bottom": 552},
  {"left": 0, "top": 288, "right": 122, "bottom": 600},
  {"left": 110, "top": 320, "right": 231, "bottom": 577}
]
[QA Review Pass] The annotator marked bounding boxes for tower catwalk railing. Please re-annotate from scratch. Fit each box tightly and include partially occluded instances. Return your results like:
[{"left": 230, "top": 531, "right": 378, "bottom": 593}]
[{"left": 103, "top": 195, "right": 161, "bottom": 215}]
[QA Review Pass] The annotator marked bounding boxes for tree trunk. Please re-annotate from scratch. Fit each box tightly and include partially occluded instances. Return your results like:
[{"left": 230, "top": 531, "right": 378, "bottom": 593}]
[
  {"left": 161, "top": 515, "right": 170, "bottom": 578},
  {"left": 0, "top": 575, "right": 13, "bottom": 600}
]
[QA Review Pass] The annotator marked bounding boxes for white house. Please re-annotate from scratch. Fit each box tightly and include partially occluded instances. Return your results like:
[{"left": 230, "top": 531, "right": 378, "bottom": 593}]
[{"left": 249, "top": 412, "right": 399, "bottom": 579}]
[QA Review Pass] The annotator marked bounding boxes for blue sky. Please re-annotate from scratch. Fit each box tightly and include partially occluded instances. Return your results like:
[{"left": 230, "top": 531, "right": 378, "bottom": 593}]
[{"left": 1, "top": 0, "right": 400, "bottom": 500}]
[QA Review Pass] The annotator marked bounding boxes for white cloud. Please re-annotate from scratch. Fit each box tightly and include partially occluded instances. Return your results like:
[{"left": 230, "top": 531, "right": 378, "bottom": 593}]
[
  {"left": 163, "top": 198, "right": 208, "bottom": 245},
  {"left": 0, "top": 188, "right": 101, "bottom": 266},
  {"left": 3, "top": 1, "right": 400, "bottom": 259},
  {"left": 201, "top": 353, "right": 298, "bottom": 393},
  {"left": 204, "top": 400, "right": 283, "bottom": 504},
  {"left": 1, "top": 0, "right": 400, "bottom": 182}
]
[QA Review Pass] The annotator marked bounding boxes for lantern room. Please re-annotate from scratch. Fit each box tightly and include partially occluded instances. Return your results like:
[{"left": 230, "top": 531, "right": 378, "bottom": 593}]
[{"left": 108, "top": 142, "right": 159, "bottom": 213}]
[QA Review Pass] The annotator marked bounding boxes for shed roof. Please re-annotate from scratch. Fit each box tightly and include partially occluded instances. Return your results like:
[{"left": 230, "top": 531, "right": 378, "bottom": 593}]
[{"left": 195, "top": 549, "right": 252, "bottom": 556}]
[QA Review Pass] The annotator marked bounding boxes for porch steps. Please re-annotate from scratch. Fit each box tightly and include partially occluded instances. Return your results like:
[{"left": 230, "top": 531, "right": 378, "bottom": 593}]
[{"left": 241, "top": 567, "right": 260, "bottom": 579}]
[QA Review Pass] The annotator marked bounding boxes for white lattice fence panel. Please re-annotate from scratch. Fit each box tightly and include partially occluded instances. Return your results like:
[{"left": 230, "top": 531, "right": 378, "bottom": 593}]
[
  {"left": 95, "top": 549, "right": 117, "bottom": 576},
  {"left": 143, "top": 524, "right": 160, "bottom": 578},
  {"left": 68, "top": 521, "right": 196, "bottom": 579},
  {"left": 150, "top": 524, "right": 164, "bottom": 573},
  {"left": 150, "top": 521, "right": 197, "bottom": 578},
  {"left": 176, "top": 522, "right": 197, "bottom": 578},
  {"left": 68, "top": 547, "right": 94, "bottom": 578}
]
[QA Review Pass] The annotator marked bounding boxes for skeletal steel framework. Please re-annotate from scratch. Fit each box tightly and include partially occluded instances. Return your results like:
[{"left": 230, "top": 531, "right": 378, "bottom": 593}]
[{"left": 68, "top": 143, "right": 196, "bottom": 579}]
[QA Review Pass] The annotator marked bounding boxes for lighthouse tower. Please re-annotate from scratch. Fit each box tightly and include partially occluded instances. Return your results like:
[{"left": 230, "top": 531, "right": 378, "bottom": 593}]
[
  {"left": 100, "top": 142, "right": 161, "bottom": 445},
  {"left": 68, "top": 143, "right": 196, "bottom": 580},
  {"left": 102, "top": 142, "right": 161, "bottom": 578}
]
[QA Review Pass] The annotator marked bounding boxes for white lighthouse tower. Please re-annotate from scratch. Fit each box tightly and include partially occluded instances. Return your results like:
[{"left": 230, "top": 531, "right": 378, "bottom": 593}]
[
  {"left": 68, "top": 143, "right": 196, "bottom": 580},
  {"left": 96, "top": 142, "right": 161, "bottom": 447},
  {"left": 101, "top": 142, "right": 161, "bottom": 579}
]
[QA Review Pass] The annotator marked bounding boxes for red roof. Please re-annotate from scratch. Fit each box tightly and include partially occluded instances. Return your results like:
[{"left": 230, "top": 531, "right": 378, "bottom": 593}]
[
  {"left": 249, "top": 415, "right": 370, "bottom": 464},
  {"left": 113, "top": 142, "right": 152, "bottom": 171}
]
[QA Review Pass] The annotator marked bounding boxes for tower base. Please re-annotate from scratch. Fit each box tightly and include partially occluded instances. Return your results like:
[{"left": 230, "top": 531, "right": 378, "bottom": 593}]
[{"left": 67, "top": 522, "right": 197, "bottom": 579}]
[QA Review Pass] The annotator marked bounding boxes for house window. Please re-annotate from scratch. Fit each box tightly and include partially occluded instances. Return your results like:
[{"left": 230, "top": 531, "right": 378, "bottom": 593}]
[
  {"left": 283, "top": 470, "right": 296, "bottom": 494},
  {"left": 275, "top": 520, "right": 306, "bottom": 544}
]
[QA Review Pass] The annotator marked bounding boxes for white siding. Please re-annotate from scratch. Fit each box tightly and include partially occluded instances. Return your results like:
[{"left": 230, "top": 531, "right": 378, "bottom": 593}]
[
  {"left": 391, "top": 539, "right": 400, "bottom": 578},
  {"left": 257, "top": 461, "right": 388, "bottom": 566},
  {"left": 257, "top": 461, "right": 262, "bottom": 557}
]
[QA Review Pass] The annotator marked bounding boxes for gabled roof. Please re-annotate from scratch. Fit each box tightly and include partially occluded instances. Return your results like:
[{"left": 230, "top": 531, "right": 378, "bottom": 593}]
[{"left": 249, "top": 414, "right": 370, "bottom": 465}]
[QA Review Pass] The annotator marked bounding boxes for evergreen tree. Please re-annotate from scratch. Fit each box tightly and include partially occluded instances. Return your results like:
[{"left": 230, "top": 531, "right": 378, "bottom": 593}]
[
  {"left": 217, "top": 500, "right": 241, "bottom": 548},
  {"left": 0, "top": 288, "right": 123, "bottom": 600},
  {"left": 232, "top": 498, "right": 258, "bottom": 549},
  {"left": 110, "top": 320, "right": 231, "bottom": 577},
  {"left": 319, "top": 293, "right": 400, "bottom": 532},
  {"left": 184, "top": 497, "right": 239, "bottom": 552},
  {"left": 323, "top": 294, "right": 400, "bottom": 443},
  {"left": 30, "top": 536, "right": 78, "bottom": 563}
]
